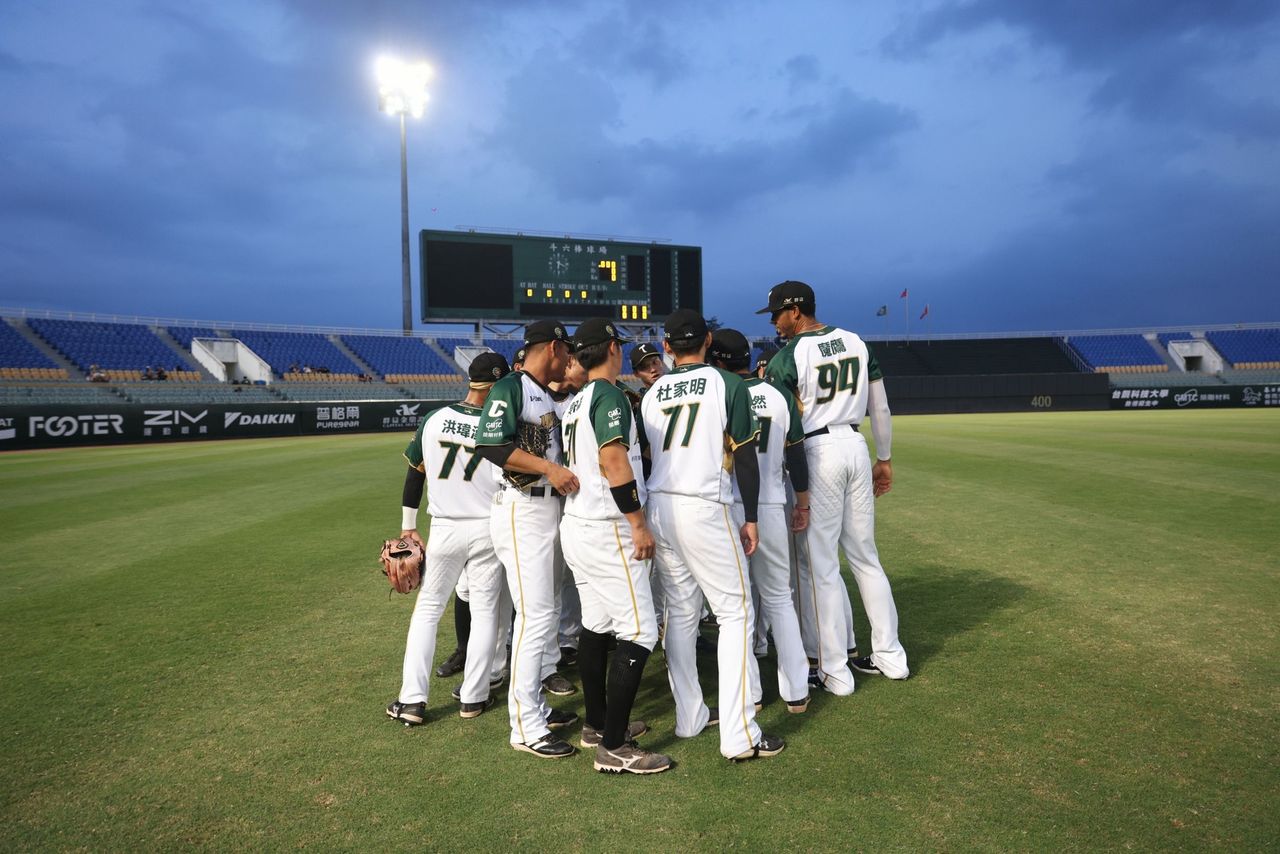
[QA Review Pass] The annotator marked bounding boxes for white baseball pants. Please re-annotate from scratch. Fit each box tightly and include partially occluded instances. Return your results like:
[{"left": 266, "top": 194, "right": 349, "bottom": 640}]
[
  {"left": 803, "top": 427, "right": 909, "bottom": 686},
  {"left": 491, "top": 491, "right": 561, "bottom": 745},
  {"left": 650, "top": 493, "right": 762, "bottom": 759},
  {"left": 398, "top": 517, "right": 508, "bottom": 706},
  {"left": 559, "top": 515, "right": 659, "bottom": 650}
]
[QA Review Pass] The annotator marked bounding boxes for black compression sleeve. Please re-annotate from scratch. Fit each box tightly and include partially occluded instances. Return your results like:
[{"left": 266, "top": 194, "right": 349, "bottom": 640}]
[
  {"left": 733, "top": 442, "right": 760, "bottom": 523},
  {"left": 474, "top": 442, "right": 516, "bottom": 468},
  {"left": 784, "top": 442, "right": 810, "bottom": 494},
  {"left": 402, "top": 466, "right": 425, "bottom": 508}
]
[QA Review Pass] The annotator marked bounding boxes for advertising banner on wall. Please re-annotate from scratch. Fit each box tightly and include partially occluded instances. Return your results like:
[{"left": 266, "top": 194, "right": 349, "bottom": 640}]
[
  {"left": 0, "top": 400, "right": 449, "bottom": 451},
  {"left": 1109, "top": 385, "right": 1280, "bottom": 409}
]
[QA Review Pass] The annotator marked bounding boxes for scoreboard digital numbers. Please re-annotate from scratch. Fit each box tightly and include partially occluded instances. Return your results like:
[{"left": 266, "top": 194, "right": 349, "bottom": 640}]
[{"left": 420, "top": 229, "right": 702, "bottom": 323}]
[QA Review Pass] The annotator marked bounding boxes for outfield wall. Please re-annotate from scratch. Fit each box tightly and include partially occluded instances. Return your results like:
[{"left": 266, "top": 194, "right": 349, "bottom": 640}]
[
  {"left": 0, "top": 400, "right": 450, "bottom": 451},
  {"left": 885, "top": 372, "right": 1111, "bottom": 414}
]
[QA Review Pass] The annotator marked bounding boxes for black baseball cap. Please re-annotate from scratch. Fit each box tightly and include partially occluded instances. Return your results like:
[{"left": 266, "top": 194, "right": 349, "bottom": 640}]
[
  {"left": 664, "top": 308, "right": 709, "bottom": 341},
  {"left": 468, "top": 351, "right": 510, "bottom": 384},
  {"left": 756, "top": 346, "right": 779, "bottom": 370},
  {"left": 708, "top": 328, "right": 751, "bottom": 365},
  {"left": 756, "top": 280, "right": 815, "bottom": 315},
  {"left": 523, "top": 319, "right": 568, "bottom": 347},
  {"left": 512, "top": 347, "right": 527, "bottom": 366},
  {"left": 570, "top": 318, "right": 627, "bottom": 352},
  {"left": 629, "top": 342, "right": 662, "bottom": 371}
]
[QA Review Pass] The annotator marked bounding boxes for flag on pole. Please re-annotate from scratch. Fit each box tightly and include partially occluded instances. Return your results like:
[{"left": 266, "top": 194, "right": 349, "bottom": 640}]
[
  {"left": 920, "top": 304, "right": 930, "bottom": 319},
  {"left": 876, "top": 305, "right": 888, "bottom": 316},
  {"left": 900, "top": 289, "right": 909, "bottom": 299}
]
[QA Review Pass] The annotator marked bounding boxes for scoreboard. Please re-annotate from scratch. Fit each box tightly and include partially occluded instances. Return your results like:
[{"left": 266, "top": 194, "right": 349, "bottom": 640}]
[{"left": 420, "top": 229, "right": 702, "bottom": 323}]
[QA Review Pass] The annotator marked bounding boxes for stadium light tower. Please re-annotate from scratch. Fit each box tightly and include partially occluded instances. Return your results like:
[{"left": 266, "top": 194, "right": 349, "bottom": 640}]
[{"left": 376, "top": 55, "right": 432, "bottom": 334}]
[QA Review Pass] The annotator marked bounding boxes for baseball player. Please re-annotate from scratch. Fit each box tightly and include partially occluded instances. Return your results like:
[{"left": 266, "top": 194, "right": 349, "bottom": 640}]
[
  {"left": 643, "top": 309, "right": 785, "bottom": 761},
  {"left": 475, "top": 320, "right": 582, "bottom": 758},
  {"left": 761, "top": 281, "right": 909, "bottom": 690},
  {"left": 629, "top": 341, "right": 667, "bottom": 389},
  {"left": 708, "top": 328, "right": 812, "bottom": 712},
  {"left": 387, "top": 352, "right": 513, "bottom": 726},
  {"left": 559, "top": 318, "right": 670, "bottom": 774},
  {"left": 545, "top": 355, "right": 589, "bottom": 693}
]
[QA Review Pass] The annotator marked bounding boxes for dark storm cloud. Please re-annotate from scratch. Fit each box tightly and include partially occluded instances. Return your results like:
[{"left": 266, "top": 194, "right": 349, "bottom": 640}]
[
  {"left": 487, "top": 58, "right": 916, "bottom": 215},
  {"left": 886, "top": 0, "right": 1280, "bottom": 139},
  {"left": 884, "top": 154, "right": 1280, "bottom": 330}
]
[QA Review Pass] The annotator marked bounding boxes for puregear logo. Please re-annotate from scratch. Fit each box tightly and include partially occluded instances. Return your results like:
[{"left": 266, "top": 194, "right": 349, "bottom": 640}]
[{"left": 224, "top": 411, "right": 297, "bottom": 427}]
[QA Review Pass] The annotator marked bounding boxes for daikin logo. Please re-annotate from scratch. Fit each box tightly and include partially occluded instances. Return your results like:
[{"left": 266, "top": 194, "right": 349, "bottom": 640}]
[{"left": 224, "top": 411, "right": 297, "bottom": 427}]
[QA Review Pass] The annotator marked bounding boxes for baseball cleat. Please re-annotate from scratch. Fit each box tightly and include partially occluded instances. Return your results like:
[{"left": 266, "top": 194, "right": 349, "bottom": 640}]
[
  {"left": 847, "top": 648, "right": 859, "bottom": 659},
  {"left": 706, "top": 707, "right": 719, "bottom": 727},
  {"left": 458, "top": 696, "right": 496, "bottom": 719},
  {"left": 785, "top": 695, "right": 811, "bottom": 714},
  {"left": 546, "top": 708, "right": 579, "bottom": 730},
  {"left": 754, "top": 698, "right": 764, "bottom": 712},
  {"left": 593, "top": 742, "right": 673, "bottom": 775},
  {"left": 435, "top": 648, "right": 467, "bottom": 678},
  {"left": 807, "top": 667, "right": 822, "bottom": 690},
  {"left": 385, "top": 700, "right": 425, "bottom": 726},
  {"left": 558, "top": 646, "right": 579, "bottom": 668},
  {"left": 542, "top": 673, "right": 577, "bottom": 696},
  {"left": 513, "top": 734, "right": 576, "bottom": 758},
  {"left": 849, "top": 656, "right": 882, "bottom": 676},
  {"left": 729, "top": 733, "right": 786, "bottom": 762},
  {"left": 580, "top": 720, "right": 648, "bottom": 748}
]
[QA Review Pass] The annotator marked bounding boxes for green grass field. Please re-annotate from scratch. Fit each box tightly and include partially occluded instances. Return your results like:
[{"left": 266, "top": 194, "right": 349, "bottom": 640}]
[{"left": 1, "top": 410, "right": 1277, "bottom": 851}]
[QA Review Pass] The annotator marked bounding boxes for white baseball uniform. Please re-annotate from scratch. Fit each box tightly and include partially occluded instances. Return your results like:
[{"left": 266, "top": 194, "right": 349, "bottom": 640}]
[
  {"left": 559, "top": 379, "right": 658, "bottom": 648},
  {"left": 643, "top": 363, "right": 763, "bottom": 758},
  {"left": 400, "top": 403, "right": 510, "bottom": 707},
  {"left": 730, "top": 376, "right": 809, "bottom": 705},
  {"left": 476, "top": 370, "right": 565, "bottom": 745},
  {"left": 768, "top": 327, "right": 908, "bottom": 688}
]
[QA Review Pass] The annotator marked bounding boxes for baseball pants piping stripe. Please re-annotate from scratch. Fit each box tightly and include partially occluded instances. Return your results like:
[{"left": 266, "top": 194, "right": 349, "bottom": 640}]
[
  {"left": 509, "top": 503, "right": 528, "bottom": 744},
  {"left": 612, "top": 521, "right": 644, "bottom": 642},
  {"left": 722, "top": 505, "right": 753, "bottom": 741}
]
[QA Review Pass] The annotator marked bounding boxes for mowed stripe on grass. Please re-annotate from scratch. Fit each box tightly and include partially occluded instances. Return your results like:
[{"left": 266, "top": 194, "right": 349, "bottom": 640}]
[{"left": 0, "top": 411, "right": 1276, "bottom": 850}]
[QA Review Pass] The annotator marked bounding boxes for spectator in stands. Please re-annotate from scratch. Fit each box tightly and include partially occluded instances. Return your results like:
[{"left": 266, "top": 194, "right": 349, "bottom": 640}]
[
  {"left": 289, "top": 361, "right": 300, "bottom": 374},
  {"left": 303, "top": 364, "right": 313, "bottom": 374},
  {"left": 318, "top": 365, "right": 331, "bottom": 374},
  {"left": 155, "top": 366, "right": 168, "bottom": 381},
  {"left": 88, "top": 364, "right": 107, "bottom": 382},
  {"left": 143, "top": 366, "right": 154, "bottom": 381},
  {"left": 629, "top": 342, "right": 666, "bottom": 390}
]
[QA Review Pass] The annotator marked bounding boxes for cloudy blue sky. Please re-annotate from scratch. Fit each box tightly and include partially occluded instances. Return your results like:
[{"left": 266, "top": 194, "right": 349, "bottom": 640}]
[{"left": 1, "top": 0, "right": 1277, "bottom": 336}]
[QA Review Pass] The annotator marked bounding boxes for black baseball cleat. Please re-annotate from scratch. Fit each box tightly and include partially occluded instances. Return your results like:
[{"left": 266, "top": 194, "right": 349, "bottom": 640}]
[
  {"left": 807, "top": 667, "right": 822, "bottom": 690},
  {"left": 513, "top": 733, "right": 576, "bottom": 759},
  {"left": 385, "top": 699, "right": 425, "bottom": 726},
  {"left": 546, "top": 708, "right": 579, "bottom": 730},
  {"left": 706, "top": 706, "right": 719, "bottom": 727},
  {"left": 785, "top": 695, "right": 811, "bottom": 714},
  {"left": 729, "top": 733, "right": 786, "bottom": 762},
  {"left": 542, "top": 673, "right": 577, "bottom": 696},
  {"left": 558, "top": 646, "right": 578, "bottom": 668},
  {"left": 435, "top": 648, "right": 467, "bottom": 678},
  {"left": 580, "top": 720, "right": 648, "bottom": 748},
  {"left": 849, "top": 655, "right": 882, "bottom": 676},
  {"left": 459, "top": 696, "right": 496, "bottom": 719}
]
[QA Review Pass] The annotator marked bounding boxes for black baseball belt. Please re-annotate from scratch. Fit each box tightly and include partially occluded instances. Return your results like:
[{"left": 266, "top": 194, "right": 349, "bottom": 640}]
[{"left": 804, "top": 424, "right": 859, "bottom": 440}]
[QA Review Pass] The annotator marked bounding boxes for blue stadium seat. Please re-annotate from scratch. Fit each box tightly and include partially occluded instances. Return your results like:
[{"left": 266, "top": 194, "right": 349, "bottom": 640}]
[
  {"left": 1205, "top": 329, "right": 1280, "bottom": 367},
  {"left": 341, "top": 334, "right": 459, "bottom": 377},
  {"left": 228, "top": 329, "right": 362, "bottom": 376},
  {"left": 0, "top": 322, "right": 58, "bottom": 369},
  {"left": 1068, "top": 334, "right": 1165, "bottom": 372},
  {"left": 27, "top": 318, "right": 194, "bottom": 372}
]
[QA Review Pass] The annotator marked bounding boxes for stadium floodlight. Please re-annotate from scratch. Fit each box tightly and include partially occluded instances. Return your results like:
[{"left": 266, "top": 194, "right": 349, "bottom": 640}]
[{"left": 375, "top": 55, "right": 432, "bottom": 334}]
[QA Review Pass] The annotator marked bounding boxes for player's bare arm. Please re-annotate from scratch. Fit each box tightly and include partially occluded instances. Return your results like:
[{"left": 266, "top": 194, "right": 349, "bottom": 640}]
[
  {"left": 868, "top": 378, "right": 893, "bottom": 497},
  {"left": 599, "top": 440, "right": 654, "bottom": 560}
]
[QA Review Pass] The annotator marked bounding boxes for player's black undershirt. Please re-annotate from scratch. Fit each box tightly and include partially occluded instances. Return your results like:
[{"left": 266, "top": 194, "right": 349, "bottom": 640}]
[
  {"left": 402, "top": 466, "right": 426, "bottom": 508},
  {"left": 732, "top": 441, "right": 761, "bottom": 523},
  {"left": 784, "top": 442, "right": 809, "bottom": 494}
]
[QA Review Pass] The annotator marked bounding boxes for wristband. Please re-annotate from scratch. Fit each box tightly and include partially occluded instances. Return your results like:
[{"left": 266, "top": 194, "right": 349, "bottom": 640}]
[
  {"left": 795, "top": 506, "right": 810, "bottom": 512},
  {"left": 610, "top": 480, "right": 643, "bottom": 515},
  {"left": 401, "top": 506, "right": 418, "bottom": 530}
]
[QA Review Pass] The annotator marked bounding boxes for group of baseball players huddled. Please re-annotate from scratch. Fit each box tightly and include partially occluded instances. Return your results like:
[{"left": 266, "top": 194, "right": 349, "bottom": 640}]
[{"left": 385, "top": 280, "right": 909, "bottom": 774}]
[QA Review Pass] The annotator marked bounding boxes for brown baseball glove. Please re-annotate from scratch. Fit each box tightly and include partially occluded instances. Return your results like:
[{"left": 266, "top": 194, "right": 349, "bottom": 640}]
[{"left": 379, "top": 536, "right": 424, "bottom": 594}]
